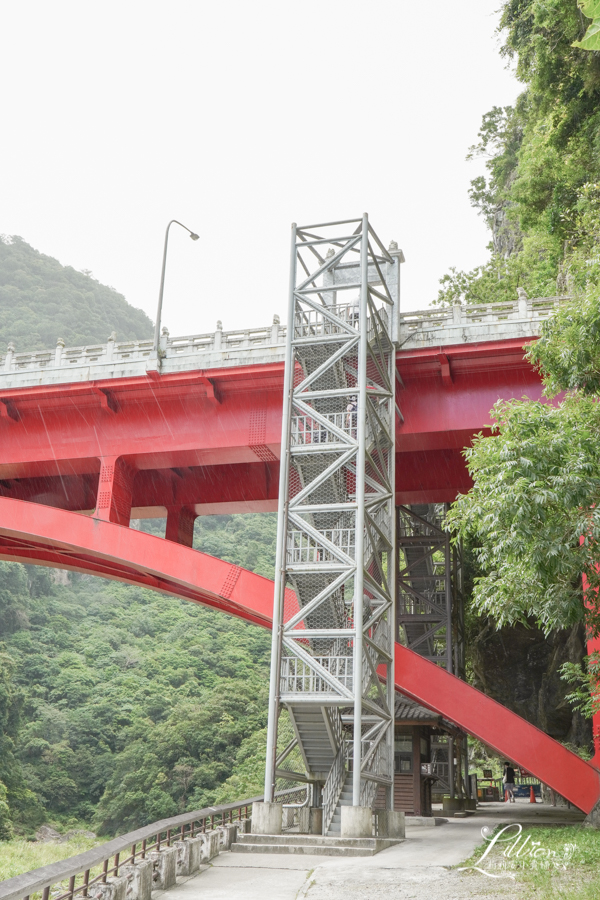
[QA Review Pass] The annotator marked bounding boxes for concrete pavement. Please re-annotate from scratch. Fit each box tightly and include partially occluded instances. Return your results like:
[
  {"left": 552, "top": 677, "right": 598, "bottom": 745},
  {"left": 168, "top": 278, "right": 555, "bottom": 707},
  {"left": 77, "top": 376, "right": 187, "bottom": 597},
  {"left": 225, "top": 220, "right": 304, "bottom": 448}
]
[{"left": 158, "top": 802, "right": 584, "bottom": 900}]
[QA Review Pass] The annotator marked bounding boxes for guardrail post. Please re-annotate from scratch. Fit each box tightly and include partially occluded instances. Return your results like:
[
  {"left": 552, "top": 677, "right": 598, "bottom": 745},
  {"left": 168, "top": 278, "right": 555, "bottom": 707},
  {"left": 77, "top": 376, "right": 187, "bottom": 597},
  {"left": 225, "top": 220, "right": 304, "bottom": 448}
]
[
  {"left": 149, "top": 847, "right": 177, "bottom": 890},
  {"left": 173, "top": 836, "right": 203, "bottom": 875},
  {"left": 54, "top": 338, "right": 65, "bottom": 367},
  {"left": 271, "top": 315, "right": 280, "bottom": 344},
  {"left": 214, "top": 321, "right": 222, "bottom": 350},
  {"left": 119, "top": 858, "right": 152, "bottom": 900}
]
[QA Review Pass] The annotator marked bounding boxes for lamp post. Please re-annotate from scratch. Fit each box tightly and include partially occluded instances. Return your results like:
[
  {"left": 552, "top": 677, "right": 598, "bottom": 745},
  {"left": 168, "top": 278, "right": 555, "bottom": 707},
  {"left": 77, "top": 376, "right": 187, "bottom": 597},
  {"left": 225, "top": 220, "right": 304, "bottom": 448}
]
[{"left": 153, "top": 219, "right": 199, "bottom": 353}]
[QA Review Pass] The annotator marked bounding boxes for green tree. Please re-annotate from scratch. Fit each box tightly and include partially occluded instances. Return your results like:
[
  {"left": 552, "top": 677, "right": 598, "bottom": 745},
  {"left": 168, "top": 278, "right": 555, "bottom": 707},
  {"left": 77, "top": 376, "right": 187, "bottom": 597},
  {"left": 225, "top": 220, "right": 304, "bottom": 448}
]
[{"left": 447, "top": 291, "right": 600, "bottom": 715}]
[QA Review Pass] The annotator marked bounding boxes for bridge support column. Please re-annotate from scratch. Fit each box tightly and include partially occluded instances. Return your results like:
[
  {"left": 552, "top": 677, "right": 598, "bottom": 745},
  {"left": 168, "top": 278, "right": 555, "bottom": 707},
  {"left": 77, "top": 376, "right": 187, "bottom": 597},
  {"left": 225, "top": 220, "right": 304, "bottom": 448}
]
[
  {"left": 251, "top": 801, "right": 282, "bottom": 835},
  {"left": 95, "top": 457, "right": 135, "bottom": 526},
  {"left": 165, "top": 505, "right": 197, "bottom": 547},
  {"left": 341, "top": 806, "right": 372, "bottom": 838}
]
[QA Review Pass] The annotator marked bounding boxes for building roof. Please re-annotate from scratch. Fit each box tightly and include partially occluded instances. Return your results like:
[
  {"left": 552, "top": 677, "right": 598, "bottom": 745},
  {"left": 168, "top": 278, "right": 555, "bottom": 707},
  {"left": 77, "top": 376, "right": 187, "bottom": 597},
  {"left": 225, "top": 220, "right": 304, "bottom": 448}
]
[{"left": 394, "top": 693, "right": 439, "bottom": 722}]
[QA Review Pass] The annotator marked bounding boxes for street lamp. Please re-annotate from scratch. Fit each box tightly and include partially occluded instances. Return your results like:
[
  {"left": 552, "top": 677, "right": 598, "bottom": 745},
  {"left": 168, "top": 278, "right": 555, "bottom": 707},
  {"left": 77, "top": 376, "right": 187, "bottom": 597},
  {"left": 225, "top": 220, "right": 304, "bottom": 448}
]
[{"left": 153, "top": 219, "right": 199, "bottom": 353}]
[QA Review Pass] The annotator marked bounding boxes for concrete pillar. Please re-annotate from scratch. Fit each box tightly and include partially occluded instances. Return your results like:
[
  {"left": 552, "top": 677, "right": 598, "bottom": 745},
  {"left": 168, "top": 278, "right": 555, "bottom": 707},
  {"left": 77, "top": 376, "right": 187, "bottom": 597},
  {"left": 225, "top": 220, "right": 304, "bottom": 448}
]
[
  {"left": 298, "top": 808, "right": 309, "bottom": 833},
  {"left": 165, "top": 506, "right": 197, "bottom": 547},
  {"left": 173, "top": 837, "right": 202, "bottom": 876},
  {"left": 214, "top": 321, "right": 223, "bottom": 350},
  {"left": 271, "top": 315, "right": 280, "bottom": 344},
  {"left": 199, "top": 830, "right": 220, "bottom": 862},
  {"left": 54, "top": 338, "right": 65, "bottom": 367},
  {"left": 119, "top": 859, "right": 152, "bottom": 900},
  {"left": 443, "top": 796, "right": 465, "bottom": 813},
  {"left": 584, "top": 799, "right": 600, "bottom": 829},
  {"left": 340, "top": 806, "right": 372, "bottom": 838},
  {"left": 217, "top": 823, "right": 238, "bottom": 850},
  {"left": 93, "top": 877, "right": 128, "bottom": 900},
  {"left": 452, "top": 303, "right": 463, "bottom": 325},
  {"left": 375, "top": 809, "right": 405, "bottom": 839},
  {"left": 251, "top": 801, "right": 282, "bottom": 835},
  {"left": 309, "top": 807, "right": 323, "bottom": 835},
  {"left": 4, "top": 342, "right": 15, "bottom": 372},
  {"left": 298, "top": 807, "right": 323, "bottom": 834},
  {"left": 148, "top": 847, "right": 177, "bottom": 890}
]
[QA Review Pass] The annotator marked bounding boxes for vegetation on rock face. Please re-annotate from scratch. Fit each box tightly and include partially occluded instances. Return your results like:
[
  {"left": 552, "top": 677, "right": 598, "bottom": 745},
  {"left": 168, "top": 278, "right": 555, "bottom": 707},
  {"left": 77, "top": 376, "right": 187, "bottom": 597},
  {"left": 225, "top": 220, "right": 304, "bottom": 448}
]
[
  {"left": 0, "top": 236, "right": 152, "bottom": 353},
  {"left": 437, "top": 0, "right": 600, "bottom": 307},
  {"left": 446, "top": 1, "right": 600, "bottom": 734}
]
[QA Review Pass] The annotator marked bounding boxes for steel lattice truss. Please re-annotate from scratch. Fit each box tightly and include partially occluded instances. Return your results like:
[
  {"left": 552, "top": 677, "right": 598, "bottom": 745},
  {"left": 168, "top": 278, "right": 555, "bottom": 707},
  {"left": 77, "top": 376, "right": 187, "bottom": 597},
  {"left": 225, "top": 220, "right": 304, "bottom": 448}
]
[
  {"left": 396, "top": 504, "right": 464, "bottom": 676},
  {"left": 265, "top": 215, "right": 398, "bottom": 810}
]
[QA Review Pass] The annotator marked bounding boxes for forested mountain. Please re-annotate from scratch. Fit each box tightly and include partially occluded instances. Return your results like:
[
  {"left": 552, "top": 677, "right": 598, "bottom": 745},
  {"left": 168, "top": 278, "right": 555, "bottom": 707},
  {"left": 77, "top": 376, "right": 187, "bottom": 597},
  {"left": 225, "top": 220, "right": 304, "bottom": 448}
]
[
  {"left": 0, "top": 237, "right": 276, "bottom": 838},
  {"left": 0, "top": 236, "right": 152, "bottom": 353},
  {"left": 0, "top": 515, "right": 276, "bottom": 839}
]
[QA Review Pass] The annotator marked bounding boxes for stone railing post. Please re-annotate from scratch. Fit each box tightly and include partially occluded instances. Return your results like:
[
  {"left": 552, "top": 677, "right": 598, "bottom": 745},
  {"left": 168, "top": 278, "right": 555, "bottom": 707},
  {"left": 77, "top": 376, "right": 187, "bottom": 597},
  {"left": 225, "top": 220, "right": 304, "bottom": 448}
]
[
  {"left": 159, "top": 326, "right": 169, "bottom": 356},
  {"left": 4, "top": 341, "right": 15, "bottom": 371},
  {"left": 214, "top": 320, "right": 223, "bottom": 351},
  {"left": 452, "top": 304, "right": 463, "bottom": 326},
  {"left": 271, "top": 314, "right": 280, "bottom": 344},
  {"left": 106, "top": 332, "right": 116, "bottom": 362},
  {"left": 517, "top": 288, "right": 528, "bottom": 318},
  {"left": 54, "top": 338, "right": 65, "bottom": 367},
  {"left": 119, "top": 859, "right": 152, "bottom": 900},
  {"left": 148, "top": 846, "right": 177, "bottom": 890}
]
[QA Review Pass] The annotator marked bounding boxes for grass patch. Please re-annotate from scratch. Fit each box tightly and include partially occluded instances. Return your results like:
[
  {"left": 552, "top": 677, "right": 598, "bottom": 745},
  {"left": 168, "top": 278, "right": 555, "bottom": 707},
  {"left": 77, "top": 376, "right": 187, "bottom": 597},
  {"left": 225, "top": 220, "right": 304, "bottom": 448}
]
[
  {"left": 0, "top": 834, "right": 100, "bottom": 883},
  {"left": 458, "top": 823, "right": 600, "bottom": 897}
]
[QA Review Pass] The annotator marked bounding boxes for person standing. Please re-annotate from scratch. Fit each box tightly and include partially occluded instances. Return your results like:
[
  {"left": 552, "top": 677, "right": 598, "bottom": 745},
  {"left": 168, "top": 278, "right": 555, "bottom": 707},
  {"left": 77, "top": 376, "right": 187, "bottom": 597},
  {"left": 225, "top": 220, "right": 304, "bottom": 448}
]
[{"left": 503, "top": 762, "right": 516, "bottom": 803}]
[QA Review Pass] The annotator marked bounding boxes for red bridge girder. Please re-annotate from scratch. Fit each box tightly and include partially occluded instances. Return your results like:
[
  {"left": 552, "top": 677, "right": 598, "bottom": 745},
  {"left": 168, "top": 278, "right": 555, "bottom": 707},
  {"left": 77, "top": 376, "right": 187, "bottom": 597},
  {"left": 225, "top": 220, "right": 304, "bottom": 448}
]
[
  {"left": 1, "top": 496, "right": 598, "bottom": 815},
  {"left": 0, "top": 339, "right": 543, "bottom": 513}
]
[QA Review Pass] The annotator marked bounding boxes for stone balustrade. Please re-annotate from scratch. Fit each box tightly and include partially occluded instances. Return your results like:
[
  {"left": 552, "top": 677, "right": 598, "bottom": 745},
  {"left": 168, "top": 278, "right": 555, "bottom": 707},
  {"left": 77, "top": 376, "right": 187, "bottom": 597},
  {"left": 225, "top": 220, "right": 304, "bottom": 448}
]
[{"left": 0, "top": 296, "right": 566, "bottom": 390}]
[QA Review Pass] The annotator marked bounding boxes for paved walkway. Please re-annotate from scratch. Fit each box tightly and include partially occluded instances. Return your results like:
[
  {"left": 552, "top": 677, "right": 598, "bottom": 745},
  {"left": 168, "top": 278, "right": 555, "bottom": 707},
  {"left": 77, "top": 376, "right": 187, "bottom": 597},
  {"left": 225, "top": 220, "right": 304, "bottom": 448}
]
[{"left": 161, "top": 802, "right": 585, "bottom": 900}]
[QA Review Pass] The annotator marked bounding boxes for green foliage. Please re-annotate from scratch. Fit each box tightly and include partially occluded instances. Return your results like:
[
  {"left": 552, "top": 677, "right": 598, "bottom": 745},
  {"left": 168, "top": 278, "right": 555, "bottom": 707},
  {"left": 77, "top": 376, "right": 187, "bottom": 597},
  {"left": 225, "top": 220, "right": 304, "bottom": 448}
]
[
  {"left": 0, "top": 781, "right": 13, "bottom": 841},
  {"left": 0, "top": 237, "right": 152, "bottom": 353},
  {"left": 437, "top": 0, "right": 600, "bottom": 306},
  {"left": 447, "top": 391, "right": 600, "bottom": 637},
  {"left": 561, "top": 652, "right": 600, "bottom": 718},
  {"left": 0, "top": 514, "right": 277, "bottom": 837},
  {"left": 573, "top": 1, "right": 600, "bottom": 51}
]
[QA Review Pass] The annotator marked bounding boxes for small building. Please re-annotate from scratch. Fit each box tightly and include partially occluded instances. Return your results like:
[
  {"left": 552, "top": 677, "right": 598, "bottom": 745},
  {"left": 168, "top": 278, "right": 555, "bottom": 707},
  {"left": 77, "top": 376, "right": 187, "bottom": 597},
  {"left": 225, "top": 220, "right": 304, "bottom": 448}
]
[{"left": 376, "top": 694, "right": 470, "bottom": 817}]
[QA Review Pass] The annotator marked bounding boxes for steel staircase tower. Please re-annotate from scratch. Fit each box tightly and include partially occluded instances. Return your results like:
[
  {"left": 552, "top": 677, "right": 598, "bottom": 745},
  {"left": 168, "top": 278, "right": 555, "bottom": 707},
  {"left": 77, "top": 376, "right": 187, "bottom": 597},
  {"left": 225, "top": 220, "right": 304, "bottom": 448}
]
[{"left": 264, "top": 215, "right": 400, "bottom": 829}]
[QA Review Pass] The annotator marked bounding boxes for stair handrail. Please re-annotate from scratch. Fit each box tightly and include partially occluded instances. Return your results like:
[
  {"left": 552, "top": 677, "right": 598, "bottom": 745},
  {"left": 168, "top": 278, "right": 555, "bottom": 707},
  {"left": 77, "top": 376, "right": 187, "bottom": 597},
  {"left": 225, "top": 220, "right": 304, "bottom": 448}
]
[
  {"left": 322, "top": 742, "right": 346, "bottom": 834},
  {"left": 324, "top": 706, "right": 344, "bottom": 753}
]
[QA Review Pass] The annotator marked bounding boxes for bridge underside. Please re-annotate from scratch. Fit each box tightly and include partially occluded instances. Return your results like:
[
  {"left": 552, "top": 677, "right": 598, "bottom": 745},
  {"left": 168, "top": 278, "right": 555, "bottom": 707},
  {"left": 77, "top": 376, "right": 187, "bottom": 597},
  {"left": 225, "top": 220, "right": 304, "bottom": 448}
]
[
  {"left": 0, "top": 495, "right": 598, "bottom": 816},
  {"left": 0, "top": 339, "right": 543, "bottom": 515}
]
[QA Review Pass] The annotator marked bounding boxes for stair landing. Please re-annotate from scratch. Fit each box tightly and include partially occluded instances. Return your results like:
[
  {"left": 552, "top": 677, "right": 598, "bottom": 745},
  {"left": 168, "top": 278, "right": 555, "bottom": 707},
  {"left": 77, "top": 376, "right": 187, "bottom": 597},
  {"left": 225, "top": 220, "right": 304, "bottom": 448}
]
[{"left": 232, "top": 833, "right": 403, "bottom": 857}]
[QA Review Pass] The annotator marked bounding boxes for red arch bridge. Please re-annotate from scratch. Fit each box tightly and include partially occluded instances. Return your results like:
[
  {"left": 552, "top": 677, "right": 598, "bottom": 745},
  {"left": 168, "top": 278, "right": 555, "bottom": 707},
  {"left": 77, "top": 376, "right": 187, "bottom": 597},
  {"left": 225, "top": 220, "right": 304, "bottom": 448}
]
[{"left": 1, "top": 291, "right": 599, "bottom": 816}]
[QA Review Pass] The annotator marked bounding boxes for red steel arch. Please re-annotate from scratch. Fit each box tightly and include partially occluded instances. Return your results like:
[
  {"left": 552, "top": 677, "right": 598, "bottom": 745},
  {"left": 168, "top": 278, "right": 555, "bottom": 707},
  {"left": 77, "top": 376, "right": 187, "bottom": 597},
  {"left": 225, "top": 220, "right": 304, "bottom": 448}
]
[{"left": 1, "top": 496, "right": 598, "bottom": 815}]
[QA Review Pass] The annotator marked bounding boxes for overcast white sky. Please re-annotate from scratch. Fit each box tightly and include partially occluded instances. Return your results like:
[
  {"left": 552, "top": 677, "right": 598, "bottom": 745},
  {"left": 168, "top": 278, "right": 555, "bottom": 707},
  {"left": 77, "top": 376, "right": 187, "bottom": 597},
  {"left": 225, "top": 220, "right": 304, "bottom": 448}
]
[{"left": 0, "top": 1, "right": 520, "bottom": 340}]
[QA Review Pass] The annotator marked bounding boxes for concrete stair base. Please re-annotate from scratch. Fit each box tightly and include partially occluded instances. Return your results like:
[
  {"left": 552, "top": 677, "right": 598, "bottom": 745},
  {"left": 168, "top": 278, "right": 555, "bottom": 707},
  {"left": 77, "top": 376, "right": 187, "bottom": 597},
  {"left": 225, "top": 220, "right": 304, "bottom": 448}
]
[{"left": 232, "top": 833, "right": 403, "bottom": 857}]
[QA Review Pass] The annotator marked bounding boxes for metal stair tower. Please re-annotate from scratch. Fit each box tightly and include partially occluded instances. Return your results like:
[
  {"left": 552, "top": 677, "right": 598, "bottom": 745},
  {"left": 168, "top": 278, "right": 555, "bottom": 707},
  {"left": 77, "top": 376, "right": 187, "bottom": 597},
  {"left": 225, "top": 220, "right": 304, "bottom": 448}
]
[{"left": 264, "top": 215, "right": 401, "bottom": 830}]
